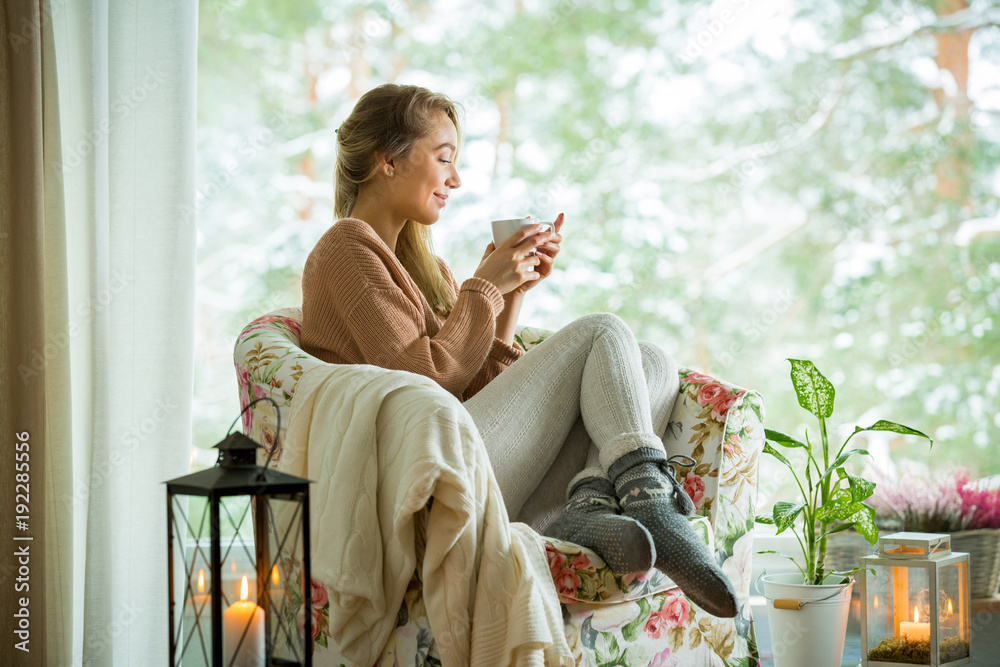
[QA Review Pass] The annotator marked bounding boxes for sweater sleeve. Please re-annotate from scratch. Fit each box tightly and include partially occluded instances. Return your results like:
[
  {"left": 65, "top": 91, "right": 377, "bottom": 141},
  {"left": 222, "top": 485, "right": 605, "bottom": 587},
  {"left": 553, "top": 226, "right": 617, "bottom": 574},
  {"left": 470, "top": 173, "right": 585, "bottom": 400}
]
[
  {"left": 316, "top": 235, "right": 507, "bottom": 396},
  {"left": 343, "top": 278, "right": 507, "bottom": 393}
]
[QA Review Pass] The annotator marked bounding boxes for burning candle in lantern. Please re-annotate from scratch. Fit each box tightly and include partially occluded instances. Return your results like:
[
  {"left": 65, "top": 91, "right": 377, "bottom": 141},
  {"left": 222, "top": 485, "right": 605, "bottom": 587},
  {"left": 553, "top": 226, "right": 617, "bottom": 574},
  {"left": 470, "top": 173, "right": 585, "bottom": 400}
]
[
  {"left": 181, "top": 568, "right": 212, "bottom": 667},
  {"left": 268, "top": 564, "right": 286, "bottom": 613},
  {"left": 223, "top": 575, "right": 264, "bottom": 667},
  {"left": 899, "top": 605, "right": 931, "bottom": 643},
  {"left": 190, "top": 569, "right": 210, "bottom": 615}
]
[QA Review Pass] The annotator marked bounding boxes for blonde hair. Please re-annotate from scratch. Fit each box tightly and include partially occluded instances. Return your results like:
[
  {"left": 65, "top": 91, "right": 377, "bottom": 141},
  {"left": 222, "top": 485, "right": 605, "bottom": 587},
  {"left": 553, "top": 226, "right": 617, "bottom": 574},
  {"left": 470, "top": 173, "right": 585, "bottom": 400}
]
[{"left": 334, "top": 84, "right": 461, "bottom": 317}]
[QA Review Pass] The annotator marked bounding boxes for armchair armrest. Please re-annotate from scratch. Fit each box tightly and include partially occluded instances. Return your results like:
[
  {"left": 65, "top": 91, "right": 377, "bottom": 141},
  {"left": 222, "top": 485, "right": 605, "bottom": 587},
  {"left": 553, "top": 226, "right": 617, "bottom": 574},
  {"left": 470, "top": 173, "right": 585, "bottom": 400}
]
[{"left": 665, "top": 369, "right": 765, "bottom": 616}]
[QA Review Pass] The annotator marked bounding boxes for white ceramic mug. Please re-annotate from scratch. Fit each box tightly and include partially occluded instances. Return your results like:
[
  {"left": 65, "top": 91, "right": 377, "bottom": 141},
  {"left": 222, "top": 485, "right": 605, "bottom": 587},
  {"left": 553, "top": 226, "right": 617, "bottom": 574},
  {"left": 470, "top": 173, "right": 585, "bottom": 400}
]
[{"left": 491, "top": 217, "right": 554, "bottom": 252}]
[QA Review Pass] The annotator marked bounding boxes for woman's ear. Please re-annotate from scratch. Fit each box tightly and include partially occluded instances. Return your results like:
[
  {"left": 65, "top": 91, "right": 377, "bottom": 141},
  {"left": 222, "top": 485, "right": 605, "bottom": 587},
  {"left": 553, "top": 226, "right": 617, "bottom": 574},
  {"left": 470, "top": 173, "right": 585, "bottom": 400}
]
[{"left": 377, "top": 153, "right": 395, "bottom": 178}]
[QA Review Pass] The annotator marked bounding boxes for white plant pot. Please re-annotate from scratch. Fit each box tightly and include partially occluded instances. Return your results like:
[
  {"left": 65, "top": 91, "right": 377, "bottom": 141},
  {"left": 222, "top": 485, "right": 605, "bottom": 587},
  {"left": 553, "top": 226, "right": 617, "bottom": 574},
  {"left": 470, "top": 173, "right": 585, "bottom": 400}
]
[{"left": 761, "top": 572, "right": 853, "bottom": 667}]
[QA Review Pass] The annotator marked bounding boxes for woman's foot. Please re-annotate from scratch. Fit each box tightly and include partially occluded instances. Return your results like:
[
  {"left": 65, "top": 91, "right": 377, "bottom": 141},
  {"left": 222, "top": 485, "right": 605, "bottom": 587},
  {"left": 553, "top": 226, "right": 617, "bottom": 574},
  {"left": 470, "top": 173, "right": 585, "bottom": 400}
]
[
  {"left": 545, "top": 475, "right": 656, "bottom": 575},
  {"left": 610, "top": 449, "right": 738, "bottom": 618}
]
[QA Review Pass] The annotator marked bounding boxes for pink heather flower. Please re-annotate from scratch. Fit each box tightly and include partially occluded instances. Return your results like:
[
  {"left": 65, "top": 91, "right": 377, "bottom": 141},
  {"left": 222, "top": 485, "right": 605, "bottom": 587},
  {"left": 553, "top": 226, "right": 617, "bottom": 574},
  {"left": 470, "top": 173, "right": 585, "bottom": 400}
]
[
  {"left": 956, "top": 472, "right": 1000, "bottom": 530},
  {"left": 865, "top": 463, "right": 967, "bottom": 532},
  {"left": 553, "top": 567, "right": 582, "bottom": 598},
  {"left": 683, "top": 473, "right": 706, "bottom": 509},
  {"left": 310, "top": 580, "right": 328, "bottom": 609},
  {"left": 662, "top": 593, "right": 691, "bottom": 627},
  {"left": 698, "top": 383, "right": 726, "bottom": 406}
]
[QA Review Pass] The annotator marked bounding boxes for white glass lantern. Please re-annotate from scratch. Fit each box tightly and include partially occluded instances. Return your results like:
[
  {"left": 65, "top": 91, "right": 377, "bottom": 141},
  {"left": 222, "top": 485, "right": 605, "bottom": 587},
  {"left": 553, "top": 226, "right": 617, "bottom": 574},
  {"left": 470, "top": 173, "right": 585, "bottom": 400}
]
[{"left": 860, "top": 532, "right": 970, "bottom": 666}]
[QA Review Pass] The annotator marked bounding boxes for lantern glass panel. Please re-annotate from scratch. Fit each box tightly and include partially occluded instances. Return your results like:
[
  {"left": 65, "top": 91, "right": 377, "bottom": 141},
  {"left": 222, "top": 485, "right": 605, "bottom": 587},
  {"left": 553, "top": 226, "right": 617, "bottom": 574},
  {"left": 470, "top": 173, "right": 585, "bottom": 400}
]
[
  {"left": 258, "top": 495, "right": 311, "bottom": 662},
  {"left": 938, "top": 561, "right": 970, "bottom": 660},
  {"left": 170, "top": 494, "right": 217, "bottom": 667},
  {"left": 171, "top": 492, "right": 309, "bottom": 666}
]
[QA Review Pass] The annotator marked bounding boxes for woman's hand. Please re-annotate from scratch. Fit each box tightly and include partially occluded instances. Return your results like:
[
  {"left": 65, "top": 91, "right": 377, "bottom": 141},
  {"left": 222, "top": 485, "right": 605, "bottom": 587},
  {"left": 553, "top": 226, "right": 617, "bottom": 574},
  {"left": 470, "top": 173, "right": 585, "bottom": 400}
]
[
  {"left": 473, "top": 223, "right": 552, "bottom": 295},
  {"left": 508, "top": 212, "right": 564, "bottom": 296}
]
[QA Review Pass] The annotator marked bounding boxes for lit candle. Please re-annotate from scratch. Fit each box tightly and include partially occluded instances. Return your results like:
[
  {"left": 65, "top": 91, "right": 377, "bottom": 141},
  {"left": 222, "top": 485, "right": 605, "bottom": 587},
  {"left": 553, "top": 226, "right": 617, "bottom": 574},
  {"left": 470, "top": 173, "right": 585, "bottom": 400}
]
[
  {"left": 182, "top": 569, "right": 211, "bottom": 667},
  {"left": 899, "top": 605, "right": 931, "bottom": 642},
  {"left": 223, "top": 575, "right": 264, "bottom": 667},
  {"left": 191, "top": 569, "right": 209, "bottom": 609},
  {"left": 268, "top": 565, "right": 285, "bottom": 614},
  {"left": 230, "top": 558, "right": 239, "bottom": 600}
]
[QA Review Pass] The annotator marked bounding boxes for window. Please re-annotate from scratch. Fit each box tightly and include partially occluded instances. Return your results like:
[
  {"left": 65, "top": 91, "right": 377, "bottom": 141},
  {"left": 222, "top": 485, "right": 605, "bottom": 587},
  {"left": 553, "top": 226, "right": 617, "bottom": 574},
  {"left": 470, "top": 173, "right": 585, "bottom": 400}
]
[{"left": 195, "top": 0, "right": 1000, "bottom": 501}]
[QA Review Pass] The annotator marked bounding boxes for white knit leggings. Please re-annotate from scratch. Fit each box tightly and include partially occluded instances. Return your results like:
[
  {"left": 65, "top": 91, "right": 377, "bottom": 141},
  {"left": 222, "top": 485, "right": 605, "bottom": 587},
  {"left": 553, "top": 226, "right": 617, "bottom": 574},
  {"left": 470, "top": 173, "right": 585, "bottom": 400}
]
[{"left": 462, "top": 313, "right": 679, "bottom": 529}]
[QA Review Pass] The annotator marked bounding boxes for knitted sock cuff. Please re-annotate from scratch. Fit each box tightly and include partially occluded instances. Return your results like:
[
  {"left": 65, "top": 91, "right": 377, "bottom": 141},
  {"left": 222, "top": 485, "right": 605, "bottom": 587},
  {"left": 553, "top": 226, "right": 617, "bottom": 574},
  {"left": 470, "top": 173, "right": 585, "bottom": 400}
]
[
  {"left": 566, "top": 467, "right": 611, "bottom": 500},
  {"left": 600, "top": 433, "right": 667, "bottom": 476},
  {"left": 606, "top": 445, "right": 668, "bottom": 482}
]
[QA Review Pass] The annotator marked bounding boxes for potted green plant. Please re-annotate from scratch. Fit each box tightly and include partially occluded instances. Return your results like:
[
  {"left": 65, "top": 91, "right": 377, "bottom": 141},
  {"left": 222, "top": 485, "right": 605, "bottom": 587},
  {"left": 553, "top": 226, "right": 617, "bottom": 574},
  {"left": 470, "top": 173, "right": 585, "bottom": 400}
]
[{"left": 756, "top": 359, "right": 932, "bottom": 667}]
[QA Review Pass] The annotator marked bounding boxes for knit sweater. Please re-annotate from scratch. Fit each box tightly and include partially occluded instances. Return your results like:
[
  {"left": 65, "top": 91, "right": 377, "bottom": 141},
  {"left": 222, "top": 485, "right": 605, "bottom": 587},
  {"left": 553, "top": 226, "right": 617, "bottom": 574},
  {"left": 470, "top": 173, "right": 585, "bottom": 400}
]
[{"left": 301, "top": 218, "right": 525, "bottom": 401}]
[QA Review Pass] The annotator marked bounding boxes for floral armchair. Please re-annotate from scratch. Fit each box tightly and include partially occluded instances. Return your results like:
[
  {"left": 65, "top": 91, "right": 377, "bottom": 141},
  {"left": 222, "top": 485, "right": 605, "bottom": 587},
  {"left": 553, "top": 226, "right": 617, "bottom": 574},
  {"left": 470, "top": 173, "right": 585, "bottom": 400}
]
[{"left": 234, "top": 307, "right": 764, "bottom": 666}]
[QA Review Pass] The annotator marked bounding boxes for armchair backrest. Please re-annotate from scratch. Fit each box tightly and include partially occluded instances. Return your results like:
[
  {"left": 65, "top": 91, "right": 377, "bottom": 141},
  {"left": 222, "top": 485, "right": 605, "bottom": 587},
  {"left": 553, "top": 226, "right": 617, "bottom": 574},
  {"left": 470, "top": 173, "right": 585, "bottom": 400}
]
[{"left": 234, "top": 307, "right": 322, "bottom": 468}]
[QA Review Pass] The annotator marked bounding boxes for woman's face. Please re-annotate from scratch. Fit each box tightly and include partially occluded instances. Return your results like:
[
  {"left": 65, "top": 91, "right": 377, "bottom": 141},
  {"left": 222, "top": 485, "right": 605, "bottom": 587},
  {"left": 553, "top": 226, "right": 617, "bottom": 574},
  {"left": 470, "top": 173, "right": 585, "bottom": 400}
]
[{"left": 387, "top": 111, "right": 461, "bottom": 225}]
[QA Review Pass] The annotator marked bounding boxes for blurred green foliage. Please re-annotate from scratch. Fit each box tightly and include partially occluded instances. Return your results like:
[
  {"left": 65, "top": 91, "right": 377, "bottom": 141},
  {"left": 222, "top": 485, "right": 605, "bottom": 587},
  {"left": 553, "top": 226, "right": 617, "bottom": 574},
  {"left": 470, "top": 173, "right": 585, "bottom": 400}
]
[{"left": 194, "top": 0, "right": 1000, "bottom": 495}]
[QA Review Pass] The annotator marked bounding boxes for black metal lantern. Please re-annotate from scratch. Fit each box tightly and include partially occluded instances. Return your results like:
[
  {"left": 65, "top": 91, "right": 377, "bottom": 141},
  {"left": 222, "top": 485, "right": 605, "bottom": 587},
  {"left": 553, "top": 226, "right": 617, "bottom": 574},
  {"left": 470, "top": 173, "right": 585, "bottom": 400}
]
[{"left": 167, "top": 399, "right": 312, "bottom": 666}]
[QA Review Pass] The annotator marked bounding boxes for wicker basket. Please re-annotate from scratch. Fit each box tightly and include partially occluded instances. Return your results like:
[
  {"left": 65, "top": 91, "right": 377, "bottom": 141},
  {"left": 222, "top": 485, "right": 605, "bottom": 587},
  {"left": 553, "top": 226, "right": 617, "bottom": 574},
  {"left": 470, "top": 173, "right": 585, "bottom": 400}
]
[
  {"left": 823, "top": 529, "right": 877, "bottom": 574},
  {"left": 950, "top": 529, "right": 1000, "bottom": 598}
]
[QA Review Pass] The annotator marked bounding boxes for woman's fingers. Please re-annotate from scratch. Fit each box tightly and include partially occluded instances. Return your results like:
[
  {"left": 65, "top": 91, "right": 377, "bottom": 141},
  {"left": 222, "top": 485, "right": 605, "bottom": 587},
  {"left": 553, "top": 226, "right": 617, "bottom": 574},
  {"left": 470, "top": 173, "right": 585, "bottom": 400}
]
[
  {"left": 504, "top": 224, "right": 547, "bottom": 250},
  {"left": 535, "top": 252, "right": 554, "bottom": 277},
  {"left": 536, "top": 240, "right": 560, "bottom": 257}
]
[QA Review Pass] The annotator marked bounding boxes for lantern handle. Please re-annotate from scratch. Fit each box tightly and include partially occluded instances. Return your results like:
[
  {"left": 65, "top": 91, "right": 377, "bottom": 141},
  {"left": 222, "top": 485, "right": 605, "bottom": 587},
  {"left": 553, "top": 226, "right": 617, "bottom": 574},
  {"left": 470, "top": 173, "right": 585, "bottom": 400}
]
[{"left": 227, "top": 396, "right": 282, "bottom": 471}]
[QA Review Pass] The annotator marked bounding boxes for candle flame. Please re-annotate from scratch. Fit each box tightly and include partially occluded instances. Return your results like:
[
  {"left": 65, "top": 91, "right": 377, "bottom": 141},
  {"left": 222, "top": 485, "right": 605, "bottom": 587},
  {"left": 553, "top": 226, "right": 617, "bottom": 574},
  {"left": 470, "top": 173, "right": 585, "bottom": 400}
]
[
  {"left": 913, "top": 605, "right": 919, "bottom": 623},
  {"left": 271, "top": 565, "right": 280, "bottom": 587},
  {"left": 240, "top": 575, "right": 249, "bottom": 601},
  {"left": 873, "top": 595, "right": 879, "bottom": 609},
  {"left": 230, "top": 559, "right": 237, "bottom": 573},
  {"left": 197, "top": 569, "right": 205, "bottom": 593},
  {"left": 948, "top": 599, "right": 953, "bottom": 614}
]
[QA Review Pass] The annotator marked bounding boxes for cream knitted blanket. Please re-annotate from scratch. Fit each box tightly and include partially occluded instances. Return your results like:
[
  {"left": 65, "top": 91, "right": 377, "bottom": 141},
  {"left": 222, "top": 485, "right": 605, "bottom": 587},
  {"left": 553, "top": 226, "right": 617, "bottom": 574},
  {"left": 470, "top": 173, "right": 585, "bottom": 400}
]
[{"left": 281, "top": 363, "right": 572, "bottom": 666}]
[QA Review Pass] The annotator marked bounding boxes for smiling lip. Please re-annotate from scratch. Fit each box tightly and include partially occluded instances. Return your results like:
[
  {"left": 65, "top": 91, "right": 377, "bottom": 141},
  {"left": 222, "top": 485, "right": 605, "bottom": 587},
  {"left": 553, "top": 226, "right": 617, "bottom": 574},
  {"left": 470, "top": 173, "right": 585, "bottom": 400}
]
[{"left": 434, "top": 193, "right": 448, "bottom": 206}]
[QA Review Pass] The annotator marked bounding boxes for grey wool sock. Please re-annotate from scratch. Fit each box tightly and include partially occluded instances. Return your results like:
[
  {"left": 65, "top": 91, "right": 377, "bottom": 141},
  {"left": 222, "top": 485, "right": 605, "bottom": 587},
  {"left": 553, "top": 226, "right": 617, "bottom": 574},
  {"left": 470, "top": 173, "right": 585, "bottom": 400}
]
[
  {"left": 609, "top": 449, "right": 738, "bottom": 618},
  {"left": 545, "top": 474, "right": 656, "bottom": 575}
]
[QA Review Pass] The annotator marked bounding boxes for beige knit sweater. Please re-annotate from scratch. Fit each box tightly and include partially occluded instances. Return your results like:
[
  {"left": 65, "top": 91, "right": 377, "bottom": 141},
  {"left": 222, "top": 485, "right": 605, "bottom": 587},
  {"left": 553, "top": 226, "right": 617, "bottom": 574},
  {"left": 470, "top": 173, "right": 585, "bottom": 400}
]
[{"left": 301, "top": 218, "right": 524, "bottom": 401}]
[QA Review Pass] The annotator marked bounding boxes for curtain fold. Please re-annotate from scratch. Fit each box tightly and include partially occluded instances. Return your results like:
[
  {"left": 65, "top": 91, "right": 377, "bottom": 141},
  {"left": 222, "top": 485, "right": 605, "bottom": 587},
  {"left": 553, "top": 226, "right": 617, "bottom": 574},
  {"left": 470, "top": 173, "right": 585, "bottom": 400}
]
[
  {"left": 1, "top": 1, "right": 50, "bottom": 665},
  {"left": 4, "top": 0, "right": 198, "bottom": 663}
]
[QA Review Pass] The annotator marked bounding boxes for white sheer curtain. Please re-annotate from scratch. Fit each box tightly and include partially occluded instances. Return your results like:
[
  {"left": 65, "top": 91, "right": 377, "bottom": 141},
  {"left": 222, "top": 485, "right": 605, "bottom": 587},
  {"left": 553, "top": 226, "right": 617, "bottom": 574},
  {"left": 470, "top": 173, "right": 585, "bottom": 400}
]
[{"left": 44, "top": 0, "right": 198, "bottom": 663}]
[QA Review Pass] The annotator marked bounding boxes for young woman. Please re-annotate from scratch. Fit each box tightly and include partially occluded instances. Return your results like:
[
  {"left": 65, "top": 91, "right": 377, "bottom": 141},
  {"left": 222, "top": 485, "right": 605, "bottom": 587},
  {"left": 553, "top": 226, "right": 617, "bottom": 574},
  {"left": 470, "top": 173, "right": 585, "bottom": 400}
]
[{"left": 300, "top": 83, "right": 737, "bottom": 618}]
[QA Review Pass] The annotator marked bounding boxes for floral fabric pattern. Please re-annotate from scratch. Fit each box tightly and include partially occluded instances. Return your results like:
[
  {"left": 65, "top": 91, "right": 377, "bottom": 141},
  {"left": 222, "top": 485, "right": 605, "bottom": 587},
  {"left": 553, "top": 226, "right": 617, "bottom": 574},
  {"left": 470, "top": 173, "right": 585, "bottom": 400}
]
[{"left": 235, "top": 310, "right": 764, "bottom": 666}]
